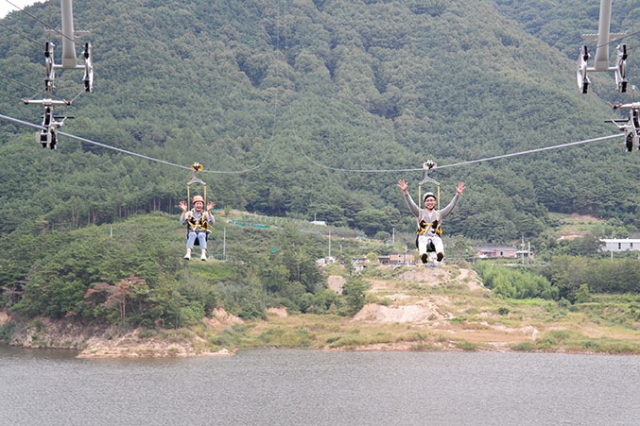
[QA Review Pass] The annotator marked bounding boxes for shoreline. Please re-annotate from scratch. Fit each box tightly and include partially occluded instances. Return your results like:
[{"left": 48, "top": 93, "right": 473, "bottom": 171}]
[
  {"left": 3, "top": 340, "right": 637, "bottom": 359},
  {"left": 3, "top": 266, "right": 640, "bottom": 358}
]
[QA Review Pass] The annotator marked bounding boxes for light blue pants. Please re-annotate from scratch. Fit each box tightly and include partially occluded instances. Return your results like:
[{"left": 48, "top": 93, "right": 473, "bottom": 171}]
[{"left": 186, "top": 231, "right": 207, "bottom": 250}]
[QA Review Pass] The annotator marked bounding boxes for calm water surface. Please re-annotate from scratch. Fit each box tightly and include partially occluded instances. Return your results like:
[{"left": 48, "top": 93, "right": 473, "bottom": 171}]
[{"left": 1, "top": 345, "right": 639, "bottom": 426}]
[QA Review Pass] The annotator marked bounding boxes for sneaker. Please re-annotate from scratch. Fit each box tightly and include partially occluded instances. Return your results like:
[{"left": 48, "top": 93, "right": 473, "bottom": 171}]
[
  {"left": 200, "top": 253, "right": 207, "bottom": 261},
  {"left": 437, "top": 252, "right": 444, "bottom": 262},
  {"left": 421, "top": 253, "right": 428, "bottom": 264},
  {"left": 184, "top": 253, "right": 191, "bottom": 260}
]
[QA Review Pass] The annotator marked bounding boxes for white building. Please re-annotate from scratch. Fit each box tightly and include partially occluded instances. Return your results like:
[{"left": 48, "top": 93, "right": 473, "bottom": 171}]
[
  {"left": 315, "top": 256, "right": 336, "bottom": 266},
  {"left": 599, "top": 239, "right": 640, "bottom": 252}
]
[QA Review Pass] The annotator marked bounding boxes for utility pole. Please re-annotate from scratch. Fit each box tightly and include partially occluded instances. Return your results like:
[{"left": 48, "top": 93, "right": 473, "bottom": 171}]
[{"left": 223, "top": 226, "right": 226, "bottom": 260}]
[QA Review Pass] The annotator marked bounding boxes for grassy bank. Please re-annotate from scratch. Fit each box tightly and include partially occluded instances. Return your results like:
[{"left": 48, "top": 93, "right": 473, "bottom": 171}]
[
  {"left": 188, "top": 264, "right": 640, "bottom": 355},
  {"left": 3, "top": 264, "right": 640, "bottom": 357}
]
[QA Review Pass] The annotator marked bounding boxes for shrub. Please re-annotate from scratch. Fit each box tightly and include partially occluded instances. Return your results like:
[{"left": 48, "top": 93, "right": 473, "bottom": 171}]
[{"left": 0, "top": 322, "right": 15, "bottom": 341}]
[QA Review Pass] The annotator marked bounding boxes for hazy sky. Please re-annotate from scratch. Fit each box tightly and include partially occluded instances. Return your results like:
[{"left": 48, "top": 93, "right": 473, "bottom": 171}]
[{"left": 0, "top": 0, "right": 43, "bottom": 19}]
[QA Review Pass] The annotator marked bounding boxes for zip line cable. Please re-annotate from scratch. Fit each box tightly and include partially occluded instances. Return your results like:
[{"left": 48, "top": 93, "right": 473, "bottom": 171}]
[
  {"left": 233, "top": 0, "right": 283, "bottom": 175},
  {"left": 59, "top": 129, "right": 194, "bottom": 170},
  {"left": 3, "top": 0, "right": 78, "bottom": 46},
  {"left": 0, "top": 112, "right": 190, "bottom": 169},
  {"left": 287, "top": 97, "right": 625, "bottom": 173},
  {"left": 64, "top": 87, "right": 88, "bottom": 104},
  {"left": 0, "top": 112, "right": 278, "bottom": 174},
  {"left": 0, "top": 0, "right": 287, "bottom": 176},
  {"left": 0, "top": 74, "right": 42, "bottom": 94},
  {"left": 0, "top": 0, "right": 285, "bottom": 174},
  {"left": 306, "top": 133, "right": 623, "bottom": 173},
  {"left": 0, "top": 0, "right": 625, "bottom": 177},
  {"left": 0, "top": 1, "right": 282, "bottom": 172},
  {"left": 593, "top": 28, "right": 640, "bottom": 51},
  {"left": 0, "top": 102, "right": 627, "bottom": 176},
  {"left": 3, "top": 0, "right": 36, "bottom": 19},
  {"left": 0, "top": 20, "right": 38, "bottom": 43},
  {"left": 435, "top": 133, "right": 624, "bottom": 170},
  {"left": 1, "top": 64, "right": 95, "bottom": 102},
  {"left": 0, "top": 73, "right": 69, "bottom": 104},
  {"left": 0, "top": 77, "right": 41, "bottom": 102},
  {"left": 2, "top": 0, "right": 92, "bottom": 104}
]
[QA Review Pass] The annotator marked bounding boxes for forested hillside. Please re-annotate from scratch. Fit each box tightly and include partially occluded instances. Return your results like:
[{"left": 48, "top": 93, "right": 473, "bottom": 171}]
[
  {"left": 2, "top": 0, "right": 640, "bottom": 333},
  {"left": 0, "top": 0, "right": 638, "bottom": 242}
]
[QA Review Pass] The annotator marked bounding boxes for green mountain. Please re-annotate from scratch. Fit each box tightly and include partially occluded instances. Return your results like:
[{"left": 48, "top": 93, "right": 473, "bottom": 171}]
[
  {"left": 1, "top": 0, "right": 639, "bottom": 243},
  {"left": 3, "top": 0, "right": 640, "bottom": 332}
]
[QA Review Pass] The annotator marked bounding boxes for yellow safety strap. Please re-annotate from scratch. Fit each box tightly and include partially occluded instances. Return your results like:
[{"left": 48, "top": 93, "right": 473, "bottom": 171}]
[
  {"left": 416, "top": 221, "right": 443, "bottom": 236},
  {"left": 187, "top": 211, "right": 210, "bottom": 232},
  {"left": 417, "top": 183, "right": 442, "bottom": 234}
]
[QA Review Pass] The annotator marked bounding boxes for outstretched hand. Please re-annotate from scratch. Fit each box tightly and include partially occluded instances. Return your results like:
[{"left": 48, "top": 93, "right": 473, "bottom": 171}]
[
  {"left": 456, "top": 182, "right": 466, "bottom": 195},
  {"left": 179, "top": 201, "right": 188, "bottom": 212},
  {"left": 397, "top": 179, "right": 409, "bottom": 193},
  {"left": 207, "top": 201, "right": 215, "bottom": 211}
]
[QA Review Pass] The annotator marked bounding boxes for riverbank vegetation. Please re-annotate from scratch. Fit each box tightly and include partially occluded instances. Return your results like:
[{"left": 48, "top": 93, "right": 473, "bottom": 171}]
[
  {"left": 1, "top": 0, "right": 640, "bottom": 356},
  {"left": 1, "top": 211, "right": 639, "bottom": 356}
]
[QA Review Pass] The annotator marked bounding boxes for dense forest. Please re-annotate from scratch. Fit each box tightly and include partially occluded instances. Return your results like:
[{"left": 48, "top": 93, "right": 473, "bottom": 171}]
[
  {"left": 1, "top": 0, "right": 639, "bottom": 238},
  {"left": 1, "top": 0, "right": 640, "bottom": 330}
]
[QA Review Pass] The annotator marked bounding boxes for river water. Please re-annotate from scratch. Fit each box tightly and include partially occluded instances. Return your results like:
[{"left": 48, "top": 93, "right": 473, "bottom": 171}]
[{"left": 1, "top": 345, "right": 639, "bottom": 426}]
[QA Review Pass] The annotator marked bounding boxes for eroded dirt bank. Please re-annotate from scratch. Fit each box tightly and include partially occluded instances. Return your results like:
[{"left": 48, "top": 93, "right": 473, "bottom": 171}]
[{"left": 3, "top": 266, "right": 639, "bottom": 357}]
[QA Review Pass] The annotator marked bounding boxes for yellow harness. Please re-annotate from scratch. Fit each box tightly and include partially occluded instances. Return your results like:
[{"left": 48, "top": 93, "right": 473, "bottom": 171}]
[
  {"left": 417, "top": 221, "right": 443, "bottom": 236},
  {"left": 187, "top": 211, "right": 210, "bottom": 233},
  {"left": 416, "top": 212, "right": 442, "bottom": 236}
]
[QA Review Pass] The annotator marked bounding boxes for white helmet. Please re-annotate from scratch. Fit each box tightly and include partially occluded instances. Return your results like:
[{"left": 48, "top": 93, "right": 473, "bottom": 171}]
[{"left": 423, "top": 192, "right": 436, "bottom": 202}]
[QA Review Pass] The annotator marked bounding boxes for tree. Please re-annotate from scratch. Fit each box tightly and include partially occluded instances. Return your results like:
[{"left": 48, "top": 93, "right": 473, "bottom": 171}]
[
  {"left": 545, "top": 256, "right": 589, "bottom": 302},
  {"left": 85, "top": 275, "right": 147, "bottom": 324},
  {"left": 342, "top": 277, "right": 369, "bottom": 316},
  {"left": 355, "top": 208, "right": 388, "bottom": 237}
]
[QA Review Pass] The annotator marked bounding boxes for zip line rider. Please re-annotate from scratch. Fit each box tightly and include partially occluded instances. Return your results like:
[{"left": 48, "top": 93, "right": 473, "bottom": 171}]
[
  {"left": 179, "top": 195, "right": 215, "bottom": 261},
  {"left": 398, "top": 179, "right": 465, "bottom": 263}
]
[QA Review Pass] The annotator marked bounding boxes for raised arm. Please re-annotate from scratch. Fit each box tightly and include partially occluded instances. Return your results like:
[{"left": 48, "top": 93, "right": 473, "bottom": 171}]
[
  {"left": 206, "top": 201, "right": 216, "bottom": 224},
  {"left": 398, "top": 179, "right": 420, "bottom": 217},
  {"left": 439, "top": 182, "right": 465, "bottom": 219}
]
